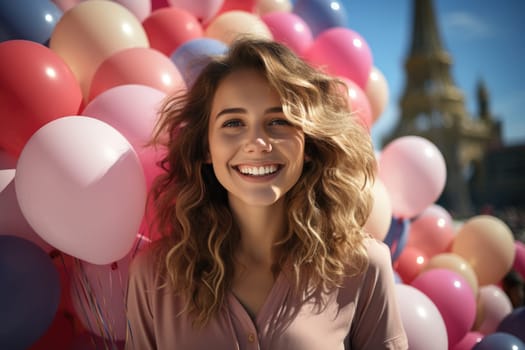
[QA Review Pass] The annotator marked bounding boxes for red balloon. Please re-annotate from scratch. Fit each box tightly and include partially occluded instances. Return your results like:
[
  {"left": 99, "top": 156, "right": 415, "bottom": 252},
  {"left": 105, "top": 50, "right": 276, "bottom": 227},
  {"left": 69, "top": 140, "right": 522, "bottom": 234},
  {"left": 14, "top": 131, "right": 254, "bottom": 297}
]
[
  {"left": 217, "top": 0, "right": 256, "bottom": 14},
  {"left": 142, "top": 7, "right": 204, "bottom": 56},
  {"left": 0, "top": 40, "right": 82, "bottom": 157}
]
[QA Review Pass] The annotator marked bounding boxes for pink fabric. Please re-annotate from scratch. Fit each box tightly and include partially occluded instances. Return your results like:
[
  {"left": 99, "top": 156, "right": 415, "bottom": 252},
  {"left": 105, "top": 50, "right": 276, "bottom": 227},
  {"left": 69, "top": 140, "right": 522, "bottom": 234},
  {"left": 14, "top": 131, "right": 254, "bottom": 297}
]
[{"left": 125, "top": 238, "right": 408, "bottom": 349}]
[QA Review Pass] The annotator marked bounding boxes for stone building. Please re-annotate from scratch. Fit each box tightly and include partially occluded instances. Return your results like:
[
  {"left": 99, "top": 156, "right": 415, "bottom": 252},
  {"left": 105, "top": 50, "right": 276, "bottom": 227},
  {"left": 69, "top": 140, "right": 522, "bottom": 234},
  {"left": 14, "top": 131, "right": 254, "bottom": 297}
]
[{"left": 383, "top": 0, "right": 502, "bottom": 218}]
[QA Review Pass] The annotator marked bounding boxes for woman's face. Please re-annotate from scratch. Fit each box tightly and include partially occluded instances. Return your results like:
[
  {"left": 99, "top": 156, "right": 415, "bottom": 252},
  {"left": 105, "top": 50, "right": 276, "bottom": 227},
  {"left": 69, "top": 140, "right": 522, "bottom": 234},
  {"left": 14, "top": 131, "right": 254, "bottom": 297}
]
[{"left": 207, "top": 69, "right": 305, "bottom": 208}]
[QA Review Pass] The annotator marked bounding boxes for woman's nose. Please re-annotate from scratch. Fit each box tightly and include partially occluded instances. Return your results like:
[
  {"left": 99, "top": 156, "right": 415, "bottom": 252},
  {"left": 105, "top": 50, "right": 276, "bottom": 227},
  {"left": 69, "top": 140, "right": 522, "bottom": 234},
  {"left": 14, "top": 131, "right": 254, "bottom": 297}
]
[{"left": 244, "top": 129, "right": 272, "bottom": 153}]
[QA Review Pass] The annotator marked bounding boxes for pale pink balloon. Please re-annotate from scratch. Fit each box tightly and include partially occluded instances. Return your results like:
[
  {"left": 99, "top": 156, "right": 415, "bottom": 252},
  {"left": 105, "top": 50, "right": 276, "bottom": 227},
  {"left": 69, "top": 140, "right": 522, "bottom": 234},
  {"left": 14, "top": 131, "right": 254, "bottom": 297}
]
[
  {"left": 411, "top": 268, "right": 477, "bottom": 348},
  {"left": 363, "top": 178, "right": 392, "bottom": 241},
  {"left": 114, "top": 0, "right": 152, "bottom": 21},
  {"left": 51, "top": 0, "right": 80, "bottom": 11},
  {"left": 407, "top": 204, "right": 455, "bottom": 257},
  {"left": 365, "top": 66, "right": 389, "bottom": 123},
  {"left": 15, "top": 116, "right": 147, "bottom": 265},
  {"left": 204, "top": 10, "right": 273, "bottom": 45},
  {"left": 0, "top": 169, "right": 53, "bottom": 253},
  {"left": 83, "top": 84, "right": 167, "bottom": 189},
  {"left": 49, "top": 0, "right": 150, "bottom": 99},
  {"left": 395, "top": 284, "right": 448, "bottom": 350},
  {"left": 305, "top": 27, "right": 373, "bottom": 89},
  {"left": 475, "top": 284, "right": 513, "bottom": 335},
  {"left": 167, "top": 0, "right": 224, "bottom": 22},
  {"left": 378, "top": 136, "right": 447, "bottom": 219},
  {"left": 261, "top": 11, "right": 313, "bottom": 57},
  {"left": 88, "top": 47, "right": 186, "bottom": 101}
]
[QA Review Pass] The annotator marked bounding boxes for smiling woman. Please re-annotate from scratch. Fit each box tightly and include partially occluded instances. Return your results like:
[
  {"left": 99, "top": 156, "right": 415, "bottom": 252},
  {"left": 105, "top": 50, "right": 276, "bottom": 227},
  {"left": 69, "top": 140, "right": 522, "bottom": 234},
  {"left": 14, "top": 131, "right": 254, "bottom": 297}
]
[{"left": 125, "top": 37, "right": 408, "bottom": 350}]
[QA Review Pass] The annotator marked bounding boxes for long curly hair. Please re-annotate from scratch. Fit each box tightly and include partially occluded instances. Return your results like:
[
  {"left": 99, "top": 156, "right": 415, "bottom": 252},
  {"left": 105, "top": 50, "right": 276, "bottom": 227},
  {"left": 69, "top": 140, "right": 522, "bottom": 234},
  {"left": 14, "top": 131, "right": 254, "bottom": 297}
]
[{"left": 148, "top": 37, "right": 377, "bottom": 326}]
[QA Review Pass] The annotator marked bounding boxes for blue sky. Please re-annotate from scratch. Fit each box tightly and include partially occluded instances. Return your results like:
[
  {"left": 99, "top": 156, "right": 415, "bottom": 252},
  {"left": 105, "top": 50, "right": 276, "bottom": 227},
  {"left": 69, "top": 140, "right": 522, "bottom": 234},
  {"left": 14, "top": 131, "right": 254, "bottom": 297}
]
[{"left": 338, "top": 0, "right": 525, "bottom": 149}]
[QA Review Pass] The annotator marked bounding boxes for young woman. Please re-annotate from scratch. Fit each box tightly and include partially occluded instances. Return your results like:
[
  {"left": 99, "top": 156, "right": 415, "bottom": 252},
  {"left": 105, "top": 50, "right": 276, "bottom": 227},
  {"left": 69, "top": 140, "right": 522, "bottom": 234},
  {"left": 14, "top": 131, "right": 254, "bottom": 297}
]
[{"left": 125, "top": 38, "right": 407, "bottom": 350}]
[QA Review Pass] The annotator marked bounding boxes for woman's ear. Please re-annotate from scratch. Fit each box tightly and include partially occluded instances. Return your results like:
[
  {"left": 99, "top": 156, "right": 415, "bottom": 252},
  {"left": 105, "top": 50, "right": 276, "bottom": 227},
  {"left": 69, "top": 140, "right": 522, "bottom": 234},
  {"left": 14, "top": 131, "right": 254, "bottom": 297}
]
[{"left": 205, "top": 152, "right": 212, "bottom": 164}]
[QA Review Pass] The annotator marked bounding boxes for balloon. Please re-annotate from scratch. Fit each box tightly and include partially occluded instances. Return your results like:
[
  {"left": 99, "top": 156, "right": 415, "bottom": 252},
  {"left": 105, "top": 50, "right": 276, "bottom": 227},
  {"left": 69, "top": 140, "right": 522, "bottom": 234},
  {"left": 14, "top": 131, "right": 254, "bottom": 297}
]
[
  {"left": 340, "top": 77, "right": 373, "bottom": 129},
  {"left": 15, "top": 116, "right": 147, "bottom": 265},
  {"left": 377, "top": 136, "right": 447, "bottom": 219},
  {"left": 514, "top": 241, "right": 525, "bottom": 279},
  {"left": 411, "top": 268, "right": 477, "bottom": 348},
  {"left": 422, "top": 253, "right": 479, "bottom": 296},
  {"left": 451, "top": 215, "right": 516, "bottom": 286},
  {"left": 256, "top": 0, "right": 292, "bottom": 15},
  {"left": 51, "top": 0, "right": 80, "bottom": 12},
  {"left": 0, "top": 236, "right": 61, "bottom": 350},
  {"left": 88, "top": 47, "right": 186, "bottom": 101},
  {"left": 167, "top": 0, "right": 224, "bottom": 23},
  {"left": 475, "top": 285, "right": 513, "bottom": 335},
  {"left": 473, "top": 332, "right": 525, "bottom": 350},
  {"left": 114, "top": 0, "right": 152, "bottom": 21},
  {"left": 0, "top": 169, "right": 54, "bottom": 253},
  {"left": 407, "top": 204, "right": 455, "bottom": 257},
  {"left": 204, "top": 10, "right": 273, "bottom": 45},
  {"left": 261, "top": 11, "right": 313, "bottom": 57},
  {"left": 171, "top": 37, "right": 228, "bottom": 87},
  {"left": 28, "top": 310, "right": 76, "bottom": 350},
  {"left": 216, "top": 0, "right": 257, "bottom": 14},
  {"left": 142, "top": 7, "right": 203, "bottom": 56},
  {"left": 49, "top": 0, "right": 149, "bottom": 99},
  {"left": 0, "top": 40, "right": 82, "bottom": 157},
  {"left": 395, "top": 284, "right": 448, "bottom": 350},
  {"left": 451, "top": 332, "right": 483, "bottom": 350},
  {"left": 383, "top": 217, "right": 410, "bottom": 261},
  {"left": 394, "top": 246, "right": 428, "bottom": 284},
  {"left": 0, "top": 0, "right": 62, "bottom": 44},
  {"left": 305, "top": 27, "right": 372, "bottom": 90},
  {"left": 0, "top": 149, "right": 16, "bottom": 169},
  {"left": 292, "top": 0, "right": 348, "bottom": 36},
  {"left": 151, "top": 0, "right": 169, "bottom": 11},
  {"left": 83, "top": 84, "right": 167, "bottom": 189},
  {"left": 363, "top": 178, "right": 392, "bottom": 241},
  {"left": 365, "top": 66, "right": 389, "bottom": 123},
  {"left": 497, "top": 307, "right": 525, "bottom": 343}
]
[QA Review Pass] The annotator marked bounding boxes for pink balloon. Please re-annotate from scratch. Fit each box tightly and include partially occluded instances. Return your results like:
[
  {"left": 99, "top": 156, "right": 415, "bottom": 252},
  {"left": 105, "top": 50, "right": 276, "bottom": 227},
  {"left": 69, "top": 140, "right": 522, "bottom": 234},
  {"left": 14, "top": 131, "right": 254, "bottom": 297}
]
[
  {"left": 378, "top": 136, "right": 447, "bottom": 219},
  {"left": 394, "top": 246, "right": 428, "bottom": 284},
  {"left": 305, "top": 27, "right": 373, "bottom": 89},
  {"left": 395, "top": 284, "right": 448, "bottom": 350},
  {"left": 451, "top": 332, "right": 483, "bottom": 350},
  {"left": 88, "top": 47, "right": 186, "bottom": 101},
  {"left": 83, "top": 84, "right": 167, "bottom": 189},
  {"left": 142, "top": 7, "right": 204, "bottom": 56},
  {"left": 0, "top": 169, "right": 54, "bottom": 253},
  {"left": 261, "top": 11, "right": 313, "bottom": 57},
  {"left": 0, "top": 149, "right": 16, "bottom": 169},
  {"left": 514, "top": 241, "right": 525, "bottom": 279},
  {"left": 363, "top": 178, "right": 392, "bottom": 241},
  {"left": 340, "top": 77, "right": 373, "bottom": 129},
  {"left": 15, "top": 116, "right": 147, "bottom": 265},
  {"left": 411, "top": 268, "right": 477, "bottom": 348},
  {"left": 476, "top": 285, "right": 513, "bottom": 335},
  {"left": 167, "top": 0, "right": 224, "bottom": 22},
  {"left": 114, "top": 0, "right": 152, "bottom": 21},
  {"left": 407, "top": 204, "right": 455, "bottom": 257}
]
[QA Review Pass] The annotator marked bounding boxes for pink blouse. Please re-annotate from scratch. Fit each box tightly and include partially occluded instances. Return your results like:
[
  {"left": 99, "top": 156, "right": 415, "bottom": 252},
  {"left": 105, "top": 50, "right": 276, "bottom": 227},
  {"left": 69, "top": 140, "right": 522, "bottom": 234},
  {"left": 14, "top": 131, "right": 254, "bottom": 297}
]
[{"left": 125, "top": 238, "right": 408, "bottom": 349}]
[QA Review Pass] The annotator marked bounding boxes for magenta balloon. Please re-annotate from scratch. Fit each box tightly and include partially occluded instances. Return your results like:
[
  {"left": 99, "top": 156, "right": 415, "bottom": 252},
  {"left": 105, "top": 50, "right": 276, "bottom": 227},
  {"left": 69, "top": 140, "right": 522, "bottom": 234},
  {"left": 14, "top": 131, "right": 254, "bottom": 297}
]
[
  {"left": 514, "top": 241, "right": 525, "bottom": 279},
  {"left": 411, "top": 268, "right": 477, "bottom": 348},
  {"left": 395, "top": 284, "right": 448, "bottom": 350},
  {"left": 15, "top": 116, "right": 147, "bottom": 264},
  {"left": 451, "top": 332, "right": 483, "bottom": 350},
  {"left": 305, "top": 27, "right": 373, "bottom": 89},
  {"left": 378, "top": 136, "right": 447, "bottom": 219},
  {"left": 261, "top": 11, "right": 313, "bottom": 57}
]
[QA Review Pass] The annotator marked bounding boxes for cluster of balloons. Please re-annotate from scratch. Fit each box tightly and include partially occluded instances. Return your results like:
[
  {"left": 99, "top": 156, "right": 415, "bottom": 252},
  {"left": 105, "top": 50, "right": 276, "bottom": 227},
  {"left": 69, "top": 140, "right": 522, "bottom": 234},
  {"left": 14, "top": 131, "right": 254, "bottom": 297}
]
[{"left": 0, "top": 0, "right": 523, "bottom": 349}]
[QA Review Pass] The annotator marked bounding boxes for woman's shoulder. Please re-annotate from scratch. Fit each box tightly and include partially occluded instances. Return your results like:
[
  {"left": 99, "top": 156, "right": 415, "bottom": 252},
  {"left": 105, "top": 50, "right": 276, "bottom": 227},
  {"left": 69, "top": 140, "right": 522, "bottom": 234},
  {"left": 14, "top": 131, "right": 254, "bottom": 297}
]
[
  {"left": 363, "top": 236, "right": 392, "bottom": 270},
  {"left": 128, "top": 239, "right": 168, "bottom": 286}
]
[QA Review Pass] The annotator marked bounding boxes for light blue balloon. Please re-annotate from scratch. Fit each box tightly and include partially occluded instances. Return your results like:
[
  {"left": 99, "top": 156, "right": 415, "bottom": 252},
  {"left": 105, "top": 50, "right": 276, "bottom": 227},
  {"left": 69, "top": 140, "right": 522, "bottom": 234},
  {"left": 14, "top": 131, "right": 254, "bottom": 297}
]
[
  {"left": 473, "top": 332, "right": 525, "bottom": 350},
  {"left": 0, "top": 0, "right": 63, "bottom": 45},
  {"left": 171, "top": 38, "right": 229, "bottom": 87},
  {"left": 292, "top": 0, "right": 348, "bottom": 36}
]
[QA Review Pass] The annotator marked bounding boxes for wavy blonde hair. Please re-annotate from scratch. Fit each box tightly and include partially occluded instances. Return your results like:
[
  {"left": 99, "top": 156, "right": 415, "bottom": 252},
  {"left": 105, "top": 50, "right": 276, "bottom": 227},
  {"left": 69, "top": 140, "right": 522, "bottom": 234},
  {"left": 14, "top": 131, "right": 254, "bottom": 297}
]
[{"left": 149, "top": 37, "right": 377, "bottom": 326}]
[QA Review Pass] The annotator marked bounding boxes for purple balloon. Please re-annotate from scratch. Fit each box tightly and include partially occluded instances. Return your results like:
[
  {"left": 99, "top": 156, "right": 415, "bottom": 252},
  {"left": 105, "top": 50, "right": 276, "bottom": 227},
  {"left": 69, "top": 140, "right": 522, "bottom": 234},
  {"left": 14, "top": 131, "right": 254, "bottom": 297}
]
[
  {"left": 497, "top": 307, "right": 525, "bottom": 343},
  {"left": 473, "top": 332, "right": 525, "bottom": 350}
]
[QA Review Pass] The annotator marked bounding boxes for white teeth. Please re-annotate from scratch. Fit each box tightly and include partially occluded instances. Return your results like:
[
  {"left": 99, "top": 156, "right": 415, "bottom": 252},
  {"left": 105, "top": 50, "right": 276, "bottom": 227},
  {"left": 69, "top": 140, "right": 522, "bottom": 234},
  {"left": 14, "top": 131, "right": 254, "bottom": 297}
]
[{"left": 237, "top": 165, "right": 278, "bottom": 176}]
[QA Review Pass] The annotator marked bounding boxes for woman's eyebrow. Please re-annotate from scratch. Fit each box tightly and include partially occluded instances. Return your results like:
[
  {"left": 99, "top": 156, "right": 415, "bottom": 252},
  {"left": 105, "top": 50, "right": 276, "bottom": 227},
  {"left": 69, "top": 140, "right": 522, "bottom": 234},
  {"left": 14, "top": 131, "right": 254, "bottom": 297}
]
[
  {"left": 215, "top": 107, "right": 246, "bottom": 119},
  {"left": 265, "top": 106, "right": 283, "bottom": 114}
]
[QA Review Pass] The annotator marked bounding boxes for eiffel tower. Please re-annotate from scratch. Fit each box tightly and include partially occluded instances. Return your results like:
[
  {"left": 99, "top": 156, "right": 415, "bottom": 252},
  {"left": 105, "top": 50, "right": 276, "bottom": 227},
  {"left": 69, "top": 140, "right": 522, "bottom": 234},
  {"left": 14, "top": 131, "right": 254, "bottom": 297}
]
[{"left": 383, "top": 0, "right": 502, "bottom": 218}]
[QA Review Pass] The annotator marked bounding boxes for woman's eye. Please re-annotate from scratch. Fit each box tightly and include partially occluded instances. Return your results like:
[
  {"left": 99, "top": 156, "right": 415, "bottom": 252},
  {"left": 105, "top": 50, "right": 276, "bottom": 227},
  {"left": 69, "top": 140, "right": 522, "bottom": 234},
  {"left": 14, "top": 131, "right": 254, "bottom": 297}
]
[
  {"left": 269, "top": 118, "right": 291, "bottom": 126},
  {"left": 222, "top": 119, "right": 243, "bottom": 128}
]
